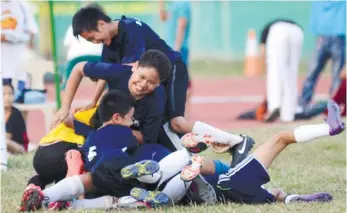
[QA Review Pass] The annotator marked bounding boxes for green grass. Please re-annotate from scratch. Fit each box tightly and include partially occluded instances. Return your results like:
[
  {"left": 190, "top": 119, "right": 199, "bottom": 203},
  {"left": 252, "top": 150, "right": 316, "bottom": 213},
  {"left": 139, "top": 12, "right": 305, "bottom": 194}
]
[{"left": 1, "top": 121, "right": 346, "bottom": 213}]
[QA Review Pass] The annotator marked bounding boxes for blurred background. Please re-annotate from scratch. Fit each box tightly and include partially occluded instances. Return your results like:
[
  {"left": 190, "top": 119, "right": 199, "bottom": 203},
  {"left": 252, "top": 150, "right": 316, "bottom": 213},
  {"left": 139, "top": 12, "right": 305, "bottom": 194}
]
[{"left": 1, "top": 0, "right": 345, "bottom": 154}]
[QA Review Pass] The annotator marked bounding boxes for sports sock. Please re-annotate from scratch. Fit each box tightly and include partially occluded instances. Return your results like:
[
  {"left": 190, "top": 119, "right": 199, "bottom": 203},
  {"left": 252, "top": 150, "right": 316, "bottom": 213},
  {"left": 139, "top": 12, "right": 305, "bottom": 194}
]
[
  {"left": 293, "top": 124, "right": 330, "bottom": 143},
  {"left": 71, "top": 196, "right": 115, "bottom": 209},
  {"left": 284, "top": 194, "right": 299, "bottom": 204},
  {"left": 162, "top": 174, "right": 191, "bottom": 204},
  {"left": 42, "top": 176, "right": 84, "bottom": 205},
  {"left": 192, "top": 121, "right": 243, "bottom": 147},
  {"left": 137, "top": 149, "right": 191, "bottom": 185}
]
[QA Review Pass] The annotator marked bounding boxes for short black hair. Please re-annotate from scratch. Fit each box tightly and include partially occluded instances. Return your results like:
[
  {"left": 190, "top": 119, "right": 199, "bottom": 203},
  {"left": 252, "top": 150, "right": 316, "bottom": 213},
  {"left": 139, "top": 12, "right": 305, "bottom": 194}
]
[
  {"left": 138, "top": 50, "right": 172, "bottom": 82},
  {"left": 72, "top": 6, "right": 111, "bottom": 37},
  {"left": 97, "top": 90, "right": 135, "bottom": 123},
  {"left": 2, "top": 82, "right": 14, "bottom": 92},
  {"left": 85, "top": 3, "right": 105, "bottom": 13}
]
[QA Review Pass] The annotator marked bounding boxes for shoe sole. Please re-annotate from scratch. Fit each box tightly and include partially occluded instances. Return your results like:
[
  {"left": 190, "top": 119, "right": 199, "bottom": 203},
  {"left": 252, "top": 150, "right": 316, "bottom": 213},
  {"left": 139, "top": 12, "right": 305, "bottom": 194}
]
[
  {"left": 264, "top": 109, "right": 280, "bottom": 122},
  {"left": 181, "top": 133, "right": 209, "bottom": 153},
  {"left": 130, "top": 188, "right": 169, "bottom": 207},
  {"left": 121, "top": 160, "right": 160, "bottom": 179},
  {"left": 21, "top": 188, "right": 42, "bottom": 212},
  {"left": 327, "top": 101, "right": 345, "bottom": 135}
]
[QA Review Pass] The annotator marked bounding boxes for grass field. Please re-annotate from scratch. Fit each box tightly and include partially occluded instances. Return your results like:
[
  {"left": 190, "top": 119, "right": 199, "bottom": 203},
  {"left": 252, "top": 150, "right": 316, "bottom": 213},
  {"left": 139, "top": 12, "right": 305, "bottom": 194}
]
[{"left": 1, "top": 118, "right": 345, "bottom": 213}]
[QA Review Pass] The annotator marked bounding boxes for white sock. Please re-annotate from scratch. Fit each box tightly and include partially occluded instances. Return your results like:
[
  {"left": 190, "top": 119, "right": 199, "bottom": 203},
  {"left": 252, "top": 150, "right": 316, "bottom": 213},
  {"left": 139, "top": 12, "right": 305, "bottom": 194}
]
[
  {"left": 284, "top": 194, "right": 299, "bottom": 204},
  {"left": 42, "top": 176, "right": 84, "bottom": 205},
  {"left": 162, "top": 174, "right": 192, "bottom": 204},
  {"left": 137, "top": 149, "right": 191, "bottom": 185},
  {"left": 71, "top": 196, "right": 115, "bottom": 209},
  {"left": 294, "top": 124, "right": 330, "bottom": 143},
  {"left": 137, "top": 172, "right": 162, "bottom": 184},
  {"left": 192, "top": 121, "right": 243, "bottom": 146}
]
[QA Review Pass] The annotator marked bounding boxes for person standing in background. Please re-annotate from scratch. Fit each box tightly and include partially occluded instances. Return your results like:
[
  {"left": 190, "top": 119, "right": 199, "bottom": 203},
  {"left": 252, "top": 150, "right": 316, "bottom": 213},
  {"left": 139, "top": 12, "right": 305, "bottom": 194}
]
[
  {"left": 297, "top": 1, "right": 346, "bottom": 113},
  {"left": 159, "top": 0, "right": 192, "bottom": 117},
  {"left": 258, "top": 19, "right": 304, "bottom": 122},
  {"left": 1, "top": 0, "right": 39, "bottom": 103}
]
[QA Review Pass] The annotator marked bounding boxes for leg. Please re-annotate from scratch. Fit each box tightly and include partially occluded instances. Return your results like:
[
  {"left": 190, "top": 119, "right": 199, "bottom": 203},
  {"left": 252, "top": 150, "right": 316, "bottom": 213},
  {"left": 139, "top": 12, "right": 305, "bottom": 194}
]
[
  {"left": 330, "top": 36, "right": 345, "bottom": 95},
  {"left": 20, "top": 174, "right": 89, "bottom": 211},
  {"left": 166, "top": 61, "right": 243, "bottom": 146},
  {"left": 298, "top": 36, "right": 330, "bottom": 108},
  {"left": 280, "top": 26, "right": 303, "bottom": 122},
  {"left": 265, "top": 26, "right": 284, "bottom": 121},
  {"left": 253, "top": 100, "right": 345, "bottom": 169},
  {"left": 268, "top": 188, "right": 332, "bottom": 204}
]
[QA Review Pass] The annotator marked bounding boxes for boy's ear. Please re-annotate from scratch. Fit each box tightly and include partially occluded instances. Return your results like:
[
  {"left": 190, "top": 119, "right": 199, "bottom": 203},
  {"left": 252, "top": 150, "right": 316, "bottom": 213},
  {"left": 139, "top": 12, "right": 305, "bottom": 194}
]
[{"left": 111, "top": 113, "right": 121, "bottom": 123}]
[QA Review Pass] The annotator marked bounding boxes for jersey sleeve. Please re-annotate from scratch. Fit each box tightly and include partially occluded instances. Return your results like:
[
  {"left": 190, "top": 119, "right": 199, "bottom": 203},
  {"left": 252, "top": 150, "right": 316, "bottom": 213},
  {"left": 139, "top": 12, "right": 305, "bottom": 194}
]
[
  {"left": 83, "top": 62, "right": 132, "bottom": 80},
  {"left": 73, "top": 120, "right": 95, "bottom": 137},
  {"left": 140, "top": 86, "right": 166, "bottom": 143},
  {"left": 177, "top": 2, "right": 191, "bottom": 19},
  {"left": 121, "top": 20, "right": 146, "bottom": 63}
]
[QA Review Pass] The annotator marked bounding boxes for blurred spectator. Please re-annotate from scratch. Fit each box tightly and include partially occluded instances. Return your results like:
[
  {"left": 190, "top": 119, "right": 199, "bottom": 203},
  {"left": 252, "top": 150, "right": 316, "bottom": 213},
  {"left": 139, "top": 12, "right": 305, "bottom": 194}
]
[
  {"left": 61, "top": 3, "right": 103, "bottom": 89},
  {"left": 1, "top": 0, "right": 39, "bottom": 103},
  {"left": 259, "top": 19, "right": 304, "bottom": 122},
  {"left": 3, "top": 83, "right": 28, "bottom": 155},
  {"left": 324, "top": 64, "right": 346, "bottom": 116},
  {"left": 159, "top": 0, "right": 192, "bottom": 117},
  {"left": 297, "top": 1, "right": 346, "bottom": 112}
]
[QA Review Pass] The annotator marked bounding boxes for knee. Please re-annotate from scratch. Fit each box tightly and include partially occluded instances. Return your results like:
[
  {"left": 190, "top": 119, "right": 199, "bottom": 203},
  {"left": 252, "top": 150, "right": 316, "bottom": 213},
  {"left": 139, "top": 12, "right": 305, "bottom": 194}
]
[
  {"left": 169, "top": 117, "right": 186, "bottom": 133},
  {"left": 274, "top": 130, "right": 292, "bottom": 145}
]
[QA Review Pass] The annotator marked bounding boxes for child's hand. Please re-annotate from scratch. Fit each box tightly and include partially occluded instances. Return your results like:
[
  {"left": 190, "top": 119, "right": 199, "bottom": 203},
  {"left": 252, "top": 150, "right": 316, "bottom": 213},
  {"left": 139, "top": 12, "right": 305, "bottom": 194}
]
[
  {"left": 51, "top": 108, "right": 69, "bottom": 130},
  {"left": 72, "top": 102, "right": 96, "bottom": 114}
]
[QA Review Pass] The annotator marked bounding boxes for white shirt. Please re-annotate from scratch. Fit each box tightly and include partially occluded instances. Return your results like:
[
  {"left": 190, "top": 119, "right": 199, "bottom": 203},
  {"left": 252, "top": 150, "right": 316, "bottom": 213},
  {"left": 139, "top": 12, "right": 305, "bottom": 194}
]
[
  {"left": 64, "top": 25, "right": 103, "bottom": 60},
  {"left": 1, "top": 0, "right": 38, "bottom": 80}
]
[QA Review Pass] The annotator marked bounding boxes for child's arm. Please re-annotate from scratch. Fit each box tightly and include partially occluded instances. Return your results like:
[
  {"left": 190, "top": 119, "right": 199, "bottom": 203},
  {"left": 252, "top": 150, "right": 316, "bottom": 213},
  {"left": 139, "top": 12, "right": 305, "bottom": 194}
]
[{"left": 51, "top": 62, "right": 87, "bottom": 129}]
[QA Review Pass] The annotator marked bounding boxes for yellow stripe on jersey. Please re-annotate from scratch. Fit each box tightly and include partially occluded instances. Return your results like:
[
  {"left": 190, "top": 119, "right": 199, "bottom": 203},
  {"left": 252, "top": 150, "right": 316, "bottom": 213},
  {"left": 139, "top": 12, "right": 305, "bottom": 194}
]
[{"left": 39, "top": 107, "right": 97, "bottom": 145}]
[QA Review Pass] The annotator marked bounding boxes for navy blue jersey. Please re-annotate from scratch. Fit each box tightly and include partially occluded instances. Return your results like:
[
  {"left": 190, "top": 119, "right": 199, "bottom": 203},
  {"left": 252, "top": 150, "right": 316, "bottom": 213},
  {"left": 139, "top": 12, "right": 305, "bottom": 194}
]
[
  {"left": 101, "top": 16, "right": 181, "bottom": 64},
  {"left": 83, "top": 62, "right": 166, "bottom": 144},
  {"left": 80, "top": 124, "right": 138, "bottom": 172}
]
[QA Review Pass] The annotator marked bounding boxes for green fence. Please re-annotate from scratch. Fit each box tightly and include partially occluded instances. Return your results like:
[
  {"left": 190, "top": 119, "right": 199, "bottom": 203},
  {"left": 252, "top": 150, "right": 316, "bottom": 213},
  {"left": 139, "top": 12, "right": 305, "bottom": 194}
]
[{"left": 38, "top": 1, "right": 315, "bottom": 63}]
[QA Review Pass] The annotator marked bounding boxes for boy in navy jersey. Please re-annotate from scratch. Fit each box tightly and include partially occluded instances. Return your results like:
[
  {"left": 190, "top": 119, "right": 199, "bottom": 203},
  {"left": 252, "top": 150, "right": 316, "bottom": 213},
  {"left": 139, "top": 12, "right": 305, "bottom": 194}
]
[
  {"left": 21, "top": 90, "right": 170, "bottom": 211},
  {"left": 55, "top": 7, "right": 252, "bottom": 161}
]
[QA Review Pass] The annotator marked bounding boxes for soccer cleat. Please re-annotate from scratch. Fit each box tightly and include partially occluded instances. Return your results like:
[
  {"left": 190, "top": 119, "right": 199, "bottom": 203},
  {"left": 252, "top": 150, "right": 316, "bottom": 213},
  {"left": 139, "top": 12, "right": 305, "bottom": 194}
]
[
  {"left": 264, "top": 108, "right": 280, "bottom": 122},
  {"left": 229, "top": 134, "right": 255, "bottom": 168},
  {"left": 181, "top": 133, "right": 212, "bottom": 153},
  {"left": 19, "top": 186, "right": 44, "bottom": 212},
  {"left": 288, "top": 192, "right": 333, "bottom": 203},
  {"left": 121, "top": 160, "right": 160, "bottom": 179},
  {"left": 47, "top": 201, "right": 71, "bottom": 210},
  {"left": 180, "top": 155, "right": 204, "bottom": 182},
  {"left": 188, "top": 175, "right": 217, "bottom": 204},
  {"left": 130, "top": 188, "right": 169, "bottom": 208},
  {"left": 326, "top": 100, "right": 345, "bottom": 135}
]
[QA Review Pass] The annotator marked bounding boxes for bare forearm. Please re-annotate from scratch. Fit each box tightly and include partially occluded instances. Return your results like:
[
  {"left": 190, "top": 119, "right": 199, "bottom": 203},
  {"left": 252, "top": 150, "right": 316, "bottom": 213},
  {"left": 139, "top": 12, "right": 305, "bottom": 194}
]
[
  {"left": 92, "top": 80, "right": 107, "bottom": 105},
  {"left": 62, "top": 62, "right": 86, "bottom": 111},
  {"left": 174, "top": 18, "right": 187, "bottom": 51}
]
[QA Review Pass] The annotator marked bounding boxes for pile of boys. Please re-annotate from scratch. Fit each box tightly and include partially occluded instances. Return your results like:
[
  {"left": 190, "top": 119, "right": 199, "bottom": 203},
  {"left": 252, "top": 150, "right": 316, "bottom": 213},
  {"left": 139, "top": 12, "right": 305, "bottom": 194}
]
[{"left": 19, "top": 6, "right": 345, "bottom": 212}]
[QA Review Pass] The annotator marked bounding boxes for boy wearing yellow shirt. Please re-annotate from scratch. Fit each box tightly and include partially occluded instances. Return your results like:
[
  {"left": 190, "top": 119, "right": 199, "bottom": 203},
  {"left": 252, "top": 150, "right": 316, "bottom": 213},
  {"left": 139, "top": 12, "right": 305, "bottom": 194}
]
[{"left": 25, "top": 107, "right": 97, "bottom": 191}]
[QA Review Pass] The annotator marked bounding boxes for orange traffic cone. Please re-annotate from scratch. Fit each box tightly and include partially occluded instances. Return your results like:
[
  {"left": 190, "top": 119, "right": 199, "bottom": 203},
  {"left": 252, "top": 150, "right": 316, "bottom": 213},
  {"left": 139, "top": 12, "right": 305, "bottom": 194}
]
[{"left": 244, "top": 29, "right": 260, "bottom": 77}]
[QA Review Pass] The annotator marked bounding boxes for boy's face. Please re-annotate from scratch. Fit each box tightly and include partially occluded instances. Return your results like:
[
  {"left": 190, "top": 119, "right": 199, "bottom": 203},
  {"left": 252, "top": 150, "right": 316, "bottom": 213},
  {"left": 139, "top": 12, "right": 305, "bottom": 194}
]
[
  {"left": 112, "top": 107, "right": 135, "bottom": 127},
  {"left": 3, "top": 85, "right": 14, "bottom": 108},
  {"left": 128, "top": 64, "right": 160, "bottom": 98},
  {"left": 80, "top": 20, "right": 112, "bottom": 46}
]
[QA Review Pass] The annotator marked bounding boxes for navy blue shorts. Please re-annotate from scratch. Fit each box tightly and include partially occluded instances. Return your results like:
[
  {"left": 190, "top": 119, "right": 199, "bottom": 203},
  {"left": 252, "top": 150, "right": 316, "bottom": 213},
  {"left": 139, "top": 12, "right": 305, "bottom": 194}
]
[
  {"left": 166, "top": 60, "right": 189, "bottom": 120},
  {"left": 216, "top": 156, "right": 276, "bottom": 204},
  {"left": 132, "top": 143, "right": 171, "bottom": 162}
]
